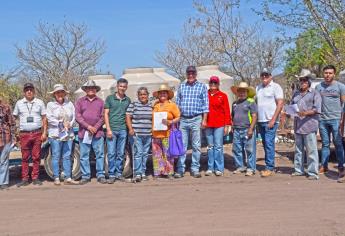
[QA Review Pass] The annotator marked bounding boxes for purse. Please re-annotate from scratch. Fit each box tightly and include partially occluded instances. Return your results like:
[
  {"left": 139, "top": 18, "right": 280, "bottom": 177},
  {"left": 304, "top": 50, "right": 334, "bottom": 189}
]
[{"left": 168, "top": 123, "right": 185, "bottom": 156}]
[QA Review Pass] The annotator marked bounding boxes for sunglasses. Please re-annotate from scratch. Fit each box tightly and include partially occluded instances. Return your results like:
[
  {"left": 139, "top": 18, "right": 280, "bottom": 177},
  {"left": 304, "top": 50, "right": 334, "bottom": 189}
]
[{"left": 209, "top": 81, "right": 219, "bottom": 85}]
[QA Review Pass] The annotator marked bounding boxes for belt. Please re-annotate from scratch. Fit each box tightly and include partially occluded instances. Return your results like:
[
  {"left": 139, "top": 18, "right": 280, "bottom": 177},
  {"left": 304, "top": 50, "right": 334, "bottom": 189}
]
[
  {"left": 20, "top": 128, "right": 42, "bottom": 134},
  {"left": 181, "top": 114, "right": 201, "bottom": 119}
]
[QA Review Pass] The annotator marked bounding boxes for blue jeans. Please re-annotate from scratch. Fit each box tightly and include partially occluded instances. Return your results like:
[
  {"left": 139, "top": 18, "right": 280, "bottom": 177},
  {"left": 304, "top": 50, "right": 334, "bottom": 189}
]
[
  {"left": 205, "top": 127, "right": 224, "bottom": 172},
  {"left": 258, "top": 122, "right": 279, "bottom": 171},
  {"left": 106, "top": 129, "right": 127, "bottom": 178},
  {"left": 294, "top": 132, "right": 319, "bottom": 178},
  {"left": 0, "top": 143, "right": 12, "bottom": 185},
  {"left": 177, "top": 116, "right": 202, "bottom": 174},
  {"left": 49, "top": 138, "right": 73, "bottom": 179},
  {"left": 319, "top": 119, "right": 344, "bottom": 168},
  {"left": 232, "top": 128, "right": 256, "bottom": 171},
  {"left": 130, "top": 135, "right": 151, "bottom": 176},
  {"left": 80, "top": 137, "right": 105, "bottom": 179}
]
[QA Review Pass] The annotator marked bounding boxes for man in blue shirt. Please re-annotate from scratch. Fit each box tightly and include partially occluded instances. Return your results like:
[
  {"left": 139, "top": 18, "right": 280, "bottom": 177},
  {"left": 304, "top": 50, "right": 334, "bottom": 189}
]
[{"left": 175, "top": 66, "right": 209, "bottom": 178}]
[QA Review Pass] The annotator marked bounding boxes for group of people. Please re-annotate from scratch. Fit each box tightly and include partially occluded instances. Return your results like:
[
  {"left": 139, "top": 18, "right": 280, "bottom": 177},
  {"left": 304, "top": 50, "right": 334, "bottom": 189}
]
[{"left": 0, "top": 64, "right": 344, "bottom": 190}]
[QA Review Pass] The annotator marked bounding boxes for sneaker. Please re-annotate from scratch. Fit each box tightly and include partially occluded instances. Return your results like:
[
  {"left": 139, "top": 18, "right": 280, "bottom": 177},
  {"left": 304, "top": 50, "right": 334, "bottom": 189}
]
[
  {"left": 64, "top": 178, "right": 78, "bottom": 185},
  {"left": 308, "top": 175, "right": 319, "bottom": 180},
  {"left": 260, "top": 170, "right": 274, "bottom": 177},
  {"left": 291, "top": 172, "right": 304, "bottom": 177},
  {"left": 245, "top": 169, "right": 255, "bottom": 176},
  {"left": 79, "top": 178, "right": 90, "bottom": 185},
  {"left": 135, "top": 175, "right": 142, "bottom": 182},
  {"left": 32, "top": 179, "right": 43, "bottom": 186},
  {"left": 337, "top": 169, "right": 345, "bottom": 183},
  {"left": 191, "top": 172, "right": 202, "bottom": 178},
  {"left": 319, "top": 166, "right": 328, "bottom": 174},
  {"left": 174, "top": 173, "right": 184, "bottom": 179},
  {"left": 141, "top": 175, "right": 149, "bottom": 181},
  {"left": 215, "top": 171, "right": 223, "bottom": 176},
  {"left": 54, "top": 178, "right": 61, "bottom": 186},
  {"left": 16, "top": 180, "right": 30, "bottom": 187},
  {"left": 97, "top": 177, "right": 107, "bottom": 184},
  {"left": 233, "top": 168, "right": 246, "bottom": 174},
  {"left": 0, "top": 184, "right": 9, "bottom": 190},
  {"left": 205, "top": 170, "right": 213, "bottom": 176},
  {"left": 107, "top": 177, "right": 116, "bottom": 184},
  {"left": 115, "top": 176, "right": 125, "bottom": 182}
]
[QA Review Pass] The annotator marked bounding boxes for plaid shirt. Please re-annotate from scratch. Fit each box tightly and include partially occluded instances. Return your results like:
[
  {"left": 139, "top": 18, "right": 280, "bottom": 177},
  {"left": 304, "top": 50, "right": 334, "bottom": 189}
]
[
  {"left": 0, "top": 102, "right": 16, "bottom": 148},
  {"left": 176, "top": 80, "right": 209, "bottom": 117}
]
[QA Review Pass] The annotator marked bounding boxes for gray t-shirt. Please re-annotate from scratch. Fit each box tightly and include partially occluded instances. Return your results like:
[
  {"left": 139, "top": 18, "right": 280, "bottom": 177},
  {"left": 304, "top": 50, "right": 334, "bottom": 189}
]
[
  {"left": 316, "top": 81, "right": 345, "bottom": 120},
  {"left": 232, "top": 98, "right": 257, "bottom": 128}
]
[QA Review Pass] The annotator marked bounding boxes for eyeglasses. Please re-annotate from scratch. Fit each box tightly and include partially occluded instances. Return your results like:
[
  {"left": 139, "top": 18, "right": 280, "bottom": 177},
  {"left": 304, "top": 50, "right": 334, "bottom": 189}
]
[{"left": 24, "top": 88, "right": 34, "bottom": 92}]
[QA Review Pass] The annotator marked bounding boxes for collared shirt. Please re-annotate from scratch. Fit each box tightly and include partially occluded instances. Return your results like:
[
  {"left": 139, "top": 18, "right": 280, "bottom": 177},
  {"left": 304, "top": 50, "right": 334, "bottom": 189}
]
[
  {"left": 46, "top": 99, "right": 75, "bottom": 138},
  {"left": 207, "top": 90, "right": 231, "bottom": 128},
  {"left": 75, "top": 96, "right": 104, "bottom": 139},
  {"left": 291, "top": 88, "right": 321, "bottom": 134},
  {"left": 104, "top": 93, "right": 131, "bottom": 131},
  {"left": 176, "top": 80, "right": 209, "bottom": 117},
  {"left": 256, "top": 81, "right": 284, "bottom": 122},
  {"left": 126, "top": 100, "right": 153, "bottom": 136},
  {"left": 0, "top": 102, "right": 16, "bottom": 148},
  {"left": 13, "top": 97, "right": 46, "bottom": 131},
  {"left": 232, "top": 98, "right": 257, "bottom": 128}
]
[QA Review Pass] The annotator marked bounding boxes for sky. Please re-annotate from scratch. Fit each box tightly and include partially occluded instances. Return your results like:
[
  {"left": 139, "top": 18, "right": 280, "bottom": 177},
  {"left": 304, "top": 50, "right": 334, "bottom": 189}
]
[{"left": 0, "top": 0, "right": 278, "bottom": 78}]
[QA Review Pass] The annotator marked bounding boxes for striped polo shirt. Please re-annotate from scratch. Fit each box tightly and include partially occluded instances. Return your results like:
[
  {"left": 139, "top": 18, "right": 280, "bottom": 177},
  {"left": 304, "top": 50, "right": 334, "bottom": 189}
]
[{"left": 126, "top": 101, "right": 153, "bottom": 136}]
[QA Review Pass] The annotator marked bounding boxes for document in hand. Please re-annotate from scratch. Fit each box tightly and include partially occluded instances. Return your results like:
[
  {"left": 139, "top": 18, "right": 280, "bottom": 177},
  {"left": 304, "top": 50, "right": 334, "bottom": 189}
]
[
  {"left": 83, "top": 131, "right": 93, "bottom": 144},
  {"left": 153, "top": 112, "right": 168, "bottom": 131},
  {"left": 284, "top": 104, "right": 300, "bottom": 117}
]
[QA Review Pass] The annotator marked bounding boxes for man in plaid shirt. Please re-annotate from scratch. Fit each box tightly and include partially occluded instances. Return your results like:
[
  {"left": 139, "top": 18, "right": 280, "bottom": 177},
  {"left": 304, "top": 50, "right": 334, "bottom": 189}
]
[{"left": 175, "top": 66, "right": 209, "bottom": 178}]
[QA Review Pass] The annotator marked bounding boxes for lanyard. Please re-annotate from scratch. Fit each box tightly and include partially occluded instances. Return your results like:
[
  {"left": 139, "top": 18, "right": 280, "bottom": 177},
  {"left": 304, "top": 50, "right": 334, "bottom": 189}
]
[{"left": 26, "top": 102, "right": 34, "bottom": 115}]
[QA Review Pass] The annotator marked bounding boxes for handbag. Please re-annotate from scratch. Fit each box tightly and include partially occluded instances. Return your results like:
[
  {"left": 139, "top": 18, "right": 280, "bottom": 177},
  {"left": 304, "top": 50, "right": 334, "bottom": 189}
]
[{"left": 168, "top": 123, "right": 185, "bottom": 156}]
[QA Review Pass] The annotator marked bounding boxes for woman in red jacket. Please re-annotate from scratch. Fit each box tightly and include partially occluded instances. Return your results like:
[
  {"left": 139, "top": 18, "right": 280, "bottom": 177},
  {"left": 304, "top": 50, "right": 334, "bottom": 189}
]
[{"left": 205, "top": 76, "right": 232, "bottom": 176}]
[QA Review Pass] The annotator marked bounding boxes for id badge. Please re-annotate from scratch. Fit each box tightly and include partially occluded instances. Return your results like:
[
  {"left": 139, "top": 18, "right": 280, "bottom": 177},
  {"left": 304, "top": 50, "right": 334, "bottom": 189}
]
[{"left": 27, "top": 116, "right": 34, "bottom": 123}]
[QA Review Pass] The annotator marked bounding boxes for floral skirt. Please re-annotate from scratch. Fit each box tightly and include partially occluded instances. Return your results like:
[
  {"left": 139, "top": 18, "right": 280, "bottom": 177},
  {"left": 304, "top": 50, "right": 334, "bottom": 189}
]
[{"left": 152, "top": 137, "right": 174, "bottom": 176}]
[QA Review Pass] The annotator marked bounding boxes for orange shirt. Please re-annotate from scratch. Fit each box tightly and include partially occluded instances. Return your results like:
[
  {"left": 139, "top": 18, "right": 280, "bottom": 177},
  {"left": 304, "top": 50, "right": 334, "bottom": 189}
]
[{"left": 152, "top": 101, "right": 180, "bottom": 138}]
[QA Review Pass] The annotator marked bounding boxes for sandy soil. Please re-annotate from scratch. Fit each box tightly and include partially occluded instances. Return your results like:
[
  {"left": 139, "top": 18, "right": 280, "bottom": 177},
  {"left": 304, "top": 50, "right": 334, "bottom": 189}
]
[{"left": 1, "top": 143, "right": 345, "bottom": 236}]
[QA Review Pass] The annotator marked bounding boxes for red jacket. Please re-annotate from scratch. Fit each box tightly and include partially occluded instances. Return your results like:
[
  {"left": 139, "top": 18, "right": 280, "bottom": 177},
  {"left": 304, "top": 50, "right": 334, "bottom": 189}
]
[{"left": 207, "top": 90, "right": 232, "bottom": 128}]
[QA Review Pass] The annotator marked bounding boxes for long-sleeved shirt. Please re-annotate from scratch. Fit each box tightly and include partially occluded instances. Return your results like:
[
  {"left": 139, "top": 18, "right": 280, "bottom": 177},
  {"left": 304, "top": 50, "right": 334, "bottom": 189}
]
[
  {"left": 207, "top": 90, "right": 232, "bottom": 128},
  {"left": 46, "top": 99, "right": 75, "bottom": 139},
  {"left": 176, "top": 80, "right": 209, "bottom": 117},
  {"left": 0, "top": 102, "right": 16, "bottom": 148},
  {"left": 75, "top": 96, "right": 104, "bottom": 139}
]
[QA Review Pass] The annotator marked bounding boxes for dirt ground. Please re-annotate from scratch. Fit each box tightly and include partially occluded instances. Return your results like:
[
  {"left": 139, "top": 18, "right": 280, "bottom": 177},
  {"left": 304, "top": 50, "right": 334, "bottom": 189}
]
[{"left": 1, "top": 143, "right": 345, "bottom": 236}]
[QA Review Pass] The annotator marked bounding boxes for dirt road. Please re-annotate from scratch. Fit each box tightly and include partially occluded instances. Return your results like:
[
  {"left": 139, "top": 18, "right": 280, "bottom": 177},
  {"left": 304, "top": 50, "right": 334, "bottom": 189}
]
[{"left": 1, "top": 143, "right": 344, "bottom": 236}]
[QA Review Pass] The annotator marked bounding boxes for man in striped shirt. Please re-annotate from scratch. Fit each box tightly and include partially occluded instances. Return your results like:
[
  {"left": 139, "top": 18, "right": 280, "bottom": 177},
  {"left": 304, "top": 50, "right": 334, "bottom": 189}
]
[
  {"left": 126, "top": 87, "right": 153, "bottom": 181},
  {"left": 175, "top": 66, "right": 209, "bottom": 178}
]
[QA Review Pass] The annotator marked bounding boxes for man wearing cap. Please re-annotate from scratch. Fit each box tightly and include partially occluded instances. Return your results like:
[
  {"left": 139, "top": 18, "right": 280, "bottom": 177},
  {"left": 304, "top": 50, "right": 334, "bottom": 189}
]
[
  {"left": 75, "top": 80, "right": 106, "bottom": 184},
  {"left": 317, "top": 65, "right": 345, "bottom": 181},
  {"left": 175, "top": 66, "right": 209, "bottom": 178},
  {"left": 13, "top": 83, "right": 47, "bottom": 187},
  {"left": 290, "top": 69, "right": 321, "bottom": 180},
  {"left": 256, "top": 68, "right": 284, "bottom": 177}
]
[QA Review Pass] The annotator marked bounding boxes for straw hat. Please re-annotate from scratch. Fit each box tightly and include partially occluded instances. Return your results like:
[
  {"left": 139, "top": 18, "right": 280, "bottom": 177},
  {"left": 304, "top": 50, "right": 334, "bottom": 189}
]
[
  {"left": 153, "top": 84, "right": 174, "bottom": 99},
  {"left": 49, "top": 84, "right": 70, "bottom": 94},
  {"left": 81, "top": 80, "right": 101, "bottom": 92},
  {"left": 295, "top": 69, "right": 314, "bottom": 78},
  {"left": 231, "top": 82, "right": 256, "bottom": 98}
]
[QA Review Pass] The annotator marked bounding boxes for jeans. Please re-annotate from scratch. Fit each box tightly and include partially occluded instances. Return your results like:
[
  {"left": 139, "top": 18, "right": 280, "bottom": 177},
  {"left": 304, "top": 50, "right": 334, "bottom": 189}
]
[
  {"left": 294, "top": 132, "right": 319, "bottom": 178},
  {"left": 49, "top": 138, "right": 73, "bottom": 179},
  {"left": 258, "top": 122, "right": 279, "bottom": 171},
  {"left": 106, "top": 129, "right": 127, "bottom": 178},
  {"left": 130, "top": 135, "right": 151, "bottom": 176},
  {"left": 205, "top": 127, "right": 224, "bottom": 172},
  {"left": 319, "top": 119, "right": 344, "bottom": 169},
  {"left": 177, "top": 116, "right": 202, "bottom": 174},
  {"left": 232, "top": 128, "right": 256, "bottom": 171},
  {"left": 0, "top": 143, "right": 13, "bottom": 185},
  {"left": 80, "top": 137, "right": 105, "bottom": 179}
]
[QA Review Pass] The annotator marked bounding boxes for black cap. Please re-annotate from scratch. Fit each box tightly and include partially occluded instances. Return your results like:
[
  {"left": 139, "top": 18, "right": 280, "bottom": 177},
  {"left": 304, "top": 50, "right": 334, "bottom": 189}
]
[
  {"left": 23, "top": 83, "right": 35, "bottom": 91},
  {"left": 260, "top": 68, "right": 271, "bottom": 77},
  {"left": 186, "top": 66, "right": 197, "bottom": 73}
]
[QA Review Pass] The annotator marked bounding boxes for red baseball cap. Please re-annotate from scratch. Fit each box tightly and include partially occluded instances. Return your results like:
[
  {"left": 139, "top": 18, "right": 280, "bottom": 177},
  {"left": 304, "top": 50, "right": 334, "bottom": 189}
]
[{"left": 209, "top": 76, "right": 220, "bottom": 84}]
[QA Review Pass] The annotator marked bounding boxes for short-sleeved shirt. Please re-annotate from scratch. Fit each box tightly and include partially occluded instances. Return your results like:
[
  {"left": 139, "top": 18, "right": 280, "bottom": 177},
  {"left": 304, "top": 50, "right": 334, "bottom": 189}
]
[
  {"left": 316, "top": 81, "right": 345, "bottom": 120},
  {"left": 232, "top": 98, "right": 257, "bottom": 128},
  {"left": 126, "top": 101, "right": 153, "bottom": 136},
  {"left": 13, "top": 97, "right": 46, "bottom": 131},
  {"left": 152, "top": 101, "right": 180, "bottom": 138},
  {"left": 291, "top": 88, "right": 321, "bottom": 134},
  {"left": 104, "top": 93, "right": 131, "bottom": 131},
  {"left": 256, "top": 81, "right": 284, "bottom": 122}
]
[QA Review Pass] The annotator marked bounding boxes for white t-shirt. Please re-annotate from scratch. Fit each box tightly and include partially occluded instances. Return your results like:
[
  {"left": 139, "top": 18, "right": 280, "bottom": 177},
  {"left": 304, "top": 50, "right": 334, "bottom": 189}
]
[{"left": 256, "top": 81, "right": 284, "bottom": 122}]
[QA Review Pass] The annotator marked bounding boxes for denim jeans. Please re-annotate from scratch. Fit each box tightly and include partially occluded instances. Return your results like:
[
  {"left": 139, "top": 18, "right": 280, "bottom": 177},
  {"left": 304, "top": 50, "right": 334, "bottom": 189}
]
[
  {"left": 294, "top": 132, "right": 319, "bottom": 178},
  {"left": 232, "top": 128, "right": 256, "bottom": 171},
  {"left": 80, "top": 137, "right": 105, "bottom": 180},
  {"left": 319, "top": 119, "right": 344, "bottom": 169},
  {"left": 177, "top": 115, "right": 202, "bottom": 174},
  {"left": 106, "top": 129, "right": 127, "bottom": 178},
  {"left": 258, "top": 122, "right": 279, "bottom": 171},
  {"left": 205, "top": 127, "right": 224, "bottom": 172},
  {"left": 129, "top": 135, "right": 151, "bottom": 176},
  {"left": 0, "top": 143, "right": 13, "bottom": 185},
  {"left": 49, "top": 138, "right": 73, "bottom": 179}
]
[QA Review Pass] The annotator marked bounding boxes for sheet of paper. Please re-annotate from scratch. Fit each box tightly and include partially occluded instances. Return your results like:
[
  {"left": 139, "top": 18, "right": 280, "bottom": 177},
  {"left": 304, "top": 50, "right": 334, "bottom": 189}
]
[
  {"left": 153, "top": 112, "right": 168, "bottom": 131},
  {"left": 284, "top": 104, "right": 300, "bottom": 116},
  {"left": 83, "top": 131, "right": 93, "bottom": 144}
]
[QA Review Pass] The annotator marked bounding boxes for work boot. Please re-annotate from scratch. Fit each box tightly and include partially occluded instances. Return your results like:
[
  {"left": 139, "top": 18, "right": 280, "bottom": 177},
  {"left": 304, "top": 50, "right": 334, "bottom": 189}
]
[{"left": 16, "top": 180, "right": 30, "bottom": 187}]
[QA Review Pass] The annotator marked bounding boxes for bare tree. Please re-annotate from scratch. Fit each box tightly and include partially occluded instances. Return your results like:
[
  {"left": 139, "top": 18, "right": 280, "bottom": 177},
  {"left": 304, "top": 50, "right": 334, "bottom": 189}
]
[{"left": 16, "top": 21, "right": 106, "bottom": 101}]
